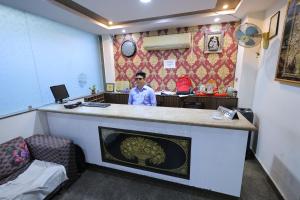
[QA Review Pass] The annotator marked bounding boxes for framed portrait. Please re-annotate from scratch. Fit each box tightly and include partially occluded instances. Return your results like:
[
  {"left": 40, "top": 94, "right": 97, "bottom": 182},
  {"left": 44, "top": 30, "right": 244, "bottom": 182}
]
[
  {"left": 275, "top": 0, "right": 300, "bottom": 86},
  {"left": 204, "top": 31, "right": 224, "bottom": 53},
  {"left": 115, "top": 81, "right": 130, "bottom": 92},
  {"left": 106, "top": 83, "right": 115, "bottom": 92},
  {"left": 269, "top": 11, "right": 280, "bottom": 40}
]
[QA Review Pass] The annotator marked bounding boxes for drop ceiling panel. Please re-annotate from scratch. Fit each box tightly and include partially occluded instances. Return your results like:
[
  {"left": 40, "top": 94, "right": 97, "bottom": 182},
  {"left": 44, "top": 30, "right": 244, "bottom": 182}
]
[{"left": 72, "top": 0, "right": 217, "bottom": 22}]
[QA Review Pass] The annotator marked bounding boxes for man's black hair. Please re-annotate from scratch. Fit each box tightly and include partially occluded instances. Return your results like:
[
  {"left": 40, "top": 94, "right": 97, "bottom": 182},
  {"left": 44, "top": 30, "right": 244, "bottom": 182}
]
[{"left": 135, "top": 71, "right": 146, "bottom": 79}]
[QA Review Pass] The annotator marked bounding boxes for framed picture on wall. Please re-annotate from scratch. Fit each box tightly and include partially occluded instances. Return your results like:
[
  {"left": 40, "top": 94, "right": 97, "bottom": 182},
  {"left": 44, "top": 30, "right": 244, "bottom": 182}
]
[
  {"left": 269, "top": 11, "right": 280, "bottom": 40},
  {"left": 106, "top": 83, "right": 115, "bottom": 92},
  {"left": 275, "top": 0, "right": 300, "bottom": 86},
  {"left": 204, "top": 31, "right": 224, "bottom": 53}
]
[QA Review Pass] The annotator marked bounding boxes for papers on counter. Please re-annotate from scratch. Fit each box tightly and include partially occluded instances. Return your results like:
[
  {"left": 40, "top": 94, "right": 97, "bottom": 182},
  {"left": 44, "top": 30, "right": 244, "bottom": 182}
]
[
  {"left": 155, "top": 91, "right": 176, "bottom": 95},
  {"left": 211, "top": 106, "right": 239, "bottom": 120},
  {"left": 178, "top": 94, "right": 189, "bottom": 97},
  {"left": 211, "top": 111, "right": 224, "bottom": 120}
]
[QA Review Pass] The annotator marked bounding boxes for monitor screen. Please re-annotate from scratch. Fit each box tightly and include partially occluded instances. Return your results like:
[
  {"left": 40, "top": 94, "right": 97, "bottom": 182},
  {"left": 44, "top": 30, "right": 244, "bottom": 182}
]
[{"left": 50, "top": 84, "right": 69, "bottom": 103}]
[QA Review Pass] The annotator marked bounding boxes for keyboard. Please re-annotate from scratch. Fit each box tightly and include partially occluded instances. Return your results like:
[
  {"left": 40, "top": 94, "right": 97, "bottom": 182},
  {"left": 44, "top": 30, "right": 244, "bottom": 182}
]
[{"left": 82, "top": 102, "right": 111, "bottom": 108}]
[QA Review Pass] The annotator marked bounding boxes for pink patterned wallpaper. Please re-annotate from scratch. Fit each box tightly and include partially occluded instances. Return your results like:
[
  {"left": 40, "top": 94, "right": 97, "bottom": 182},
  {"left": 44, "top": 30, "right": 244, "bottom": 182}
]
[{"left": 114, "top": 22, "right": 239, "bottom": 91}]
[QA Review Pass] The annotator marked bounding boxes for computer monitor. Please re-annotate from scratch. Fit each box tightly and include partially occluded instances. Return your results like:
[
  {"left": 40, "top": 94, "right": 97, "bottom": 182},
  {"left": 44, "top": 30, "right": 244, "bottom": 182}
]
[{"left": 50, "top": 84, "right": 69, "bottom": 103}]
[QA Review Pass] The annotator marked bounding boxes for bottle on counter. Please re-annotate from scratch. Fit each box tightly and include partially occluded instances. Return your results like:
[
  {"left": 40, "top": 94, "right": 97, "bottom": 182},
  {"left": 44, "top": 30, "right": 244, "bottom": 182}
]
[
  {"left": 226, "top": 86, "right": 235, "bottom": 96},
  {"left": 198, "top": 84, "right": 206, "bottom": 92}
]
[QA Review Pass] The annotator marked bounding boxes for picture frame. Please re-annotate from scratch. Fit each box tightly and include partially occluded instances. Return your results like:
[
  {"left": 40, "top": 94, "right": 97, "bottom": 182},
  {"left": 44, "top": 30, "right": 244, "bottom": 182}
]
[
  {"left": 106, "top": 83, "right": 115, "bottom": 92},
  {"left": 275, "top": 0, "right": 300, "bottom": 86},
  {"left": 204, "top": 31, "right": 224, "bottom": 53},
  {"left": 269, "top": 11, "right": 280, "bottom": 40},
  {"left": 115, "top": 81, "right": 130, "bottom": 92}
]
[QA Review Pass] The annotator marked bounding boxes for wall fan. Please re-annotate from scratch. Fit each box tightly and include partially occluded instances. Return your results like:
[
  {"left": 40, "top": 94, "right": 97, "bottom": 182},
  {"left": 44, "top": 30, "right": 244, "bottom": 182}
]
[{"left": 234, "top": 23, "right": 269, "bottom": 49}]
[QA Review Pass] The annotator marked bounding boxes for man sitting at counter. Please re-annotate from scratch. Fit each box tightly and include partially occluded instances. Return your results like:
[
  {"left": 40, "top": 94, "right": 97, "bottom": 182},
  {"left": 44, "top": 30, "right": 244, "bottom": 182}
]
[{"left": 128, "top": 71, "right": 157, "bottom": 106}]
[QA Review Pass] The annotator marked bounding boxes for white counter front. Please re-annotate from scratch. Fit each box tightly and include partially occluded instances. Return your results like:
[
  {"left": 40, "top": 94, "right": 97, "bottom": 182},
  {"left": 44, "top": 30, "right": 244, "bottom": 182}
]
[{"left": 38, "top": 103, "right": 256, "bottom": 197}]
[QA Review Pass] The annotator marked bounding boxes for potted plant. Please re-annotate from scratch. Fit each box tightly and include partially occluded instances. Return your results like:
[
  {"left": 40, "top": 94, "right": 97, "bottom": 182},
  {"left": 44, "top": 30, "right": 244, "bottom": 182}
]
[{"left": 89, "top": 85, "right": 96, "bottom": 95}]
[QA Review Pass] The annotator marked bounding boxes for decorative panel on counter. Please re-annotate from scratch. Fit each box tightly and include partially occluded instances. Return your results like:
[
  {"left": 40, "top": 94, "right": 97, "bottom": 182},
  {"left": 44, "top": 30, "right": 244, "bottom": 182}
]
[{"left": 99, "top": 127, "right": 191, "bottom": 179}]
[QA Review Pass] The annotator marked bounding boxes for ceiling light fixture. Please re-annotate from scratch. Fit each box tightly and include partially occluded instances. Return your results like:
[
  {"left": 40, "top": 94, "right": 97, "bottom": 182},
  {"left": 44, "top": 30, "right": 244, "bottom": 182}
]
[
  {"left": 122, "top": 29, "right": 126, "bottom": 33},
  {"left": 140, "top": 0, "right": 151, "bottom": 3},
  {"left": 214, "top": 17, "right": 220, "bottom": 22},
  {"left": 108, "top": 21, "right": 113, "bottom": 25},
  {"left": 222, "top": 4, "right": 229, "bottom": 9}
]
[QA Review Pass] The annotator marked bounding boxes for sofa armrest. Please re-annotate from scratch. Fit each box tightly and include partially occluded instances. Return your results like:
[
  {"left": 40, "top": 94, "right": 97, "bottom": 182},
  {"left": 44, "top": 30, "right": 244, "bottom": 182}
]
[{"left": 25, "top": 134, "right": 78, "bottom": 180}]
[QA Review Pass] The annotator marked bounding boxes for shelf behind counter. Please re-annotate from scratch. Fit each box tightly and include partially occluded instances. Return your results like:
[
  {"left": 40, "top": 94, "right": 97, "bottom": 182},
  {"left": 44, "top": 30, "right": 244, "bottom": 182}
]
[{"left": 84, "top": 92, "right": 238, "bottom": 110}]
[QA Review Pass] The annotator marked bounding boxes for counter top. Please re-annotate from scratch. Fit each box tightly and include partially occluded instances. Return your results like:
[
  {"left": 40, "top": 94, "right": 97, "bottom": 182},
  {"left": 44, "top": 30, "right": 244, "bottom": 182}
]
[{"left": 38, "top": 103, "right": 256, "bottom": 131}]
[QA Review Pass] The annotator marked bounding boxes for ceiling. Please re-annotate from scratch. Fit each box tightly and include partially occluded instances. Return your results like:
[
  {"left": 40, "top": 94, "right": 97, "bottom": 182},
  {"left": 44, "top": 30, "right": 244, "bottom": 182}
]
[
  {"left": 52, "top": 0, "right": 240, "bottom": 26},
  {"left": 0, "top": 0, "right": 281, "bottom": 35},
  {"left": 72, "top": 0, "right": 218, "bottom": 22}
]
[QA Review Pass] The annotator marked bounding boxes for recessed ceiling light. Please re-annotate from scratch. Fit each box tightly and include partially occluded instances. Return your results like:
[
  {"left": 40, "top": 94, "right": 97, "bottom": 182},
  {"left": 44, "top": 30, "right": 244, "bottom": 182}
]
[
  {"left": 222, "top": 4, "right": 229, "bottom": 9},
  {"left": 140, "top": 0, "right": 151, "bottom": 3},
  {"left": 214, "top": 17, "right": 220, "bottom": 22},
  {"left": 122, "top": 29, "right": 126, "bottom": 33},
  {"left": 108, "top": 21, "right": 113, "bottom": 25}
]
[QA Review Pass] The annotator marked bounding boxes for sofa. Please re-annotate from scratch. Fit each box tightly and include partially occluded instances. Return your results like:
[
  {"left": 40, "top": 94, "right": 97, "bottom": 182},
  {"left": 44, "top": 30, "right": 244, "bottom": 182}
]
[{"left": 0, "top": 134, "right": 79, "bottom": 200}]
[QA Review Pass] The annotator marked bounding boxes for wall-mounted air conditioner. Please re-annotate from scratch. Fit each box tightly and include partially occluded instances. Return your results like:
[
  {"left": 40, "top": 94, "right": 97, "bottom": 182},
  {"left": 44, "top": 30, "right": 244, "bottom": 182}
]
[{"left": 143, "top": 33, "right": 191, "bottom": 50}]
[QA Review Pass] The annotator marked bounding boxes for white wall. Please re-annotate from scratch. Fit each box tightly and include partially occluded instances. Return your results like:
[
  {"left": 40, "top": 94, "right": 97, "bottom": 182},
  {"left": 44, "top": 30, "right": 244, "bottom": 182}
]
[
  {"left": 252, "top": 1, "right": 300, "bottom": 200},
  {"left": 235, "top": 12, "right": 265, "bottom": 108},
  {"left": 0, "top": 111, "right": 48, "bottom": 144},
  {"left": 102, "top": 35, "right": 116, "bottom": 83}
]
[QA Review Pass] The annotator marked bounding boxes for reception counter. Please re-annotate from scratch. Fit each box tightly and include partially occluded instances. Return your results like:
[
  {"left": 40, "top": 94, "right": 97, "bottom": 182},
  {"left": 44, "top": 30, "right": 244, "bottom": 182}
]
[{"left": 38, "top": 103, "right": 255, "bottom": 197}]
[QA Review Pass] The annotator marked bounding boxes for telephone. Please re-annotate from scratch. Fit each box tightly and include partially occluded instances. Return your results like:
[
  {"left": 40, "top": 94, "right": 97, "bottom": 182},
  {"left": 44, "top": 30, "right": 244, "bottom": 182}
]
[{"left": 64, "top": 101, "right": 82, "bottom": 109}]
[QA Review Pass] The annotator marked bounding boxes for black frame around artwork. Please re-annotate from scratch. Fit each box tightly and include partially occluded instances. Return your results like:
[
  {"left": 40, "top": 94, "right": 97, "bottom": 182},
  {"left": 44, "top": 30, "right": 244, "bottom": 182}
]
[
  {"left": 269, "top": 11, "right": 280, "bottom": 40},
  {"left": 98, "top": 126, "right": 191, "bottom": 179},
  {"left": 204, "top": 31, "right": 224, "bottom": 54},
  {"left": 275, "top": 0, "right": 300, "bottom": 85}
]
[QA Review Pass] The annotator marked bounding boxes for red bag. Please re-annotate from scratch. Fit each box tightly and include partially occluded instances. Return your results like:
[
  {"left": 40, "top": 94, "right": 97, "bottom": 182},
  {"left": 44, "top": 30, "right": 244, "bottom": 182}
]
[{"left": 176, "top": 75, "right": 192, "bottom": 94}]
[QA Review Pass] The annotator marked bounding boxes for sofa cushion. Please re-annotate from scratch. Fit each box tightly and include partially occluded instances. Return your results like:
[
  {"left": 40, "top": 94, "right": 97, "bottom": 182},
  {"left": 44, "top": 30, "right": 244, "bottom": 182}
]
[
  {"left": 25, "top": 134, "right": 79, "bottom": 180},
  {"left": 0, "top": 163, "right": 31, "bottom": 185},
  {"left": 0, "top": 160, "right": 68, "bottom": 200},
  {"left": 0, "top": 137, "right": 31, "bottom": 180}
]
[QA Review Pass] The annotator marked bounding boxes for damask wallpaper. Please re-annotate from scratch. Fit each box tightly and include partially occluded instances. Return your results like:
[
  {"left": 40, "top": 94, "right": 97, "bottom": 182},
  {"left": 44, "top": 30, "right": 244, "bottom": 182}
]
[{"left": 114, "top": 22, "right": 239, "bottom": 91}]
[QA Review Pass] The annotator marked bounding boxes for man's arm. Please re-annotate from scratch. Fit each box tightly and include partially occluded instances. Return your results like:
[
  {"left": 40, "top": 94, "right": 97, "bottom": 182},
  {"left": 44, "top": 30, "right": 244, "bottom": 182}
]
[
  {"left": 128, "top": 90, "right": 133, "bottom": 105},
  {"left": 149, "top": 89, "right": 157, "bottom": 106}
]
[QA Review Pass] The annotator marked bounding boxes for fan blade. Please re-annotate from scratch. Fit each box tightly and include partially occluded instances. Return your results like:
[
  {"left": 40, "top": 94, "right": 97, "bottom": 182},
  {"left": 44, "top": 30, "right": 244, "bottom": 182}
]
[
  {"left": 246, "top": 26, "right": 259, "bottom": 36},
  {"left": 245, "top": 39, "right": 256, "bottom": 46},
  {"left": 235, "top": 30, "right": 245, "bottom": 39}
]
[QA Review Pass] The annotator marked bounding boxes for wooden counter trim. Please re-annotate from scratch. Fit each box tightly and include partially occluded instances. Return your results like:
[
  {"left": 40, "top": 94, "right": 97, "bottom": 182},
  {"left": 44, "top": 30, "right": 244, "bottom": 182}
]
[{"left": 88, "top": 92, "right": 239, "bottom": 110}]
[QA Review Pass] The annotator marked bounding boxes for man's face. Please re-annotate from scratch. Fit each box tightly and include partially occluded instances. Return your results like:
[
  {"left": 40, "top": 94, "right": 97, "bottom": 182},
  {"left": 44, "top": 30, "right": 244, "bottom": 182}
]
[{"left": 135, "top": 75, "right": 145, "bottom": 87}]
